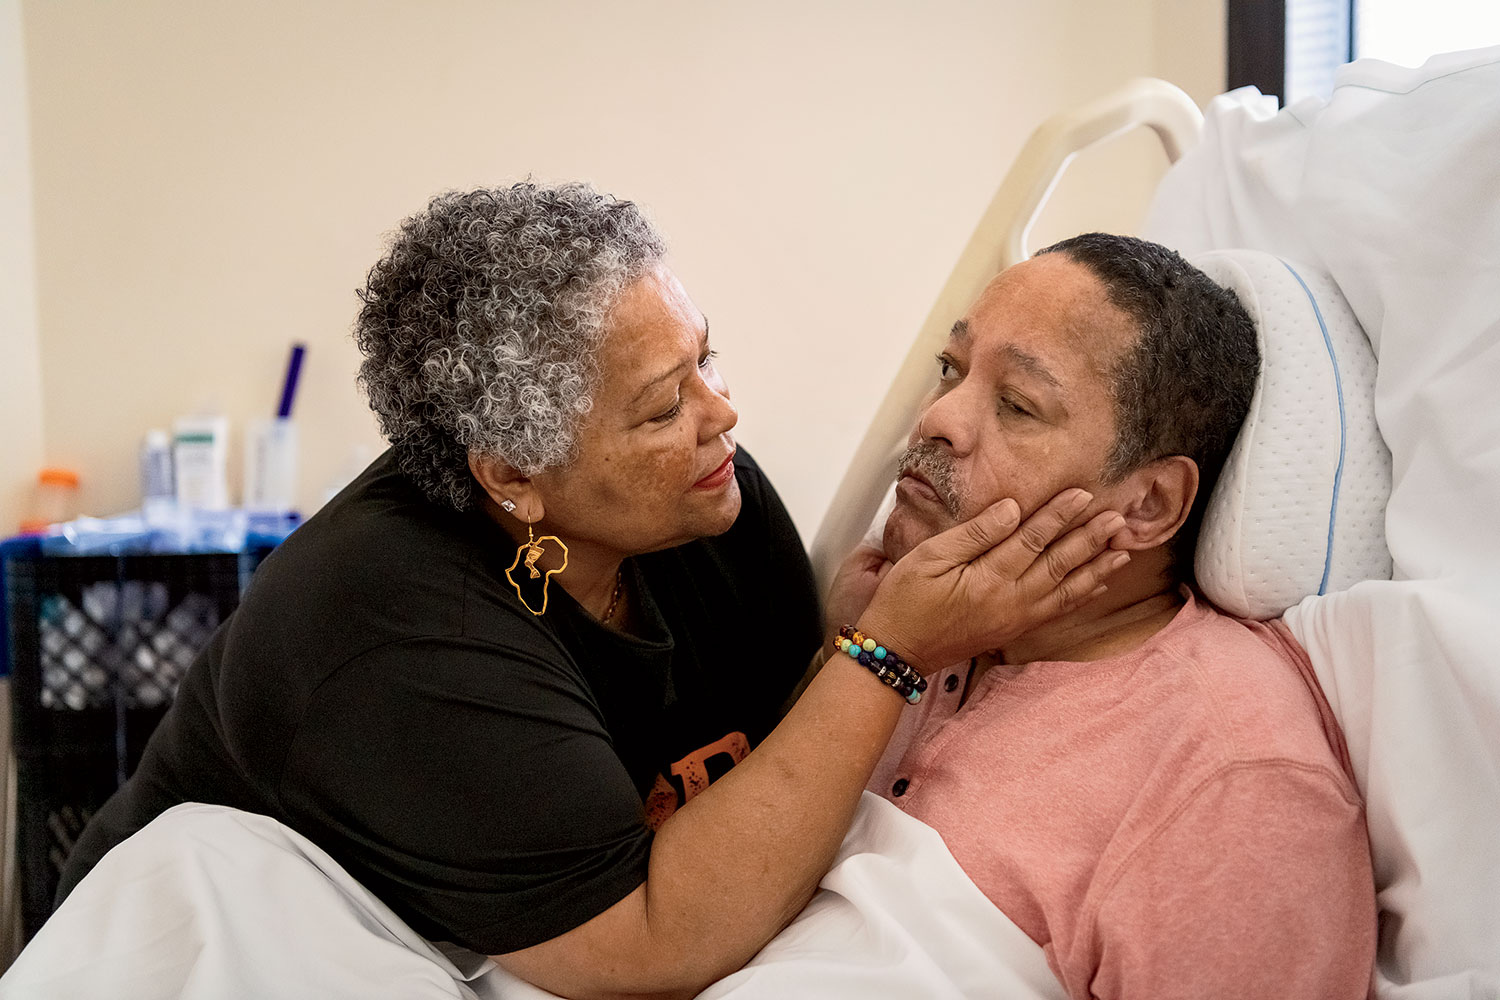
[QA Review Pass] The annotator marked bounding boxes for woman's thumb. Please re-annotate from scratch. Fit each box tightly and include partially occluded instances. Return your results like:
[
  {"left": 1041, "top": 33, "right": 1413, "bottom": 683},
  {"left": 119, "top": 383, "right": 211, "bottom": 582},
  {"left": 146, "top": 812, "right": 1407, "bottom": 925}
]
[{"left": 921, "top": 497, "right": 1022, "bottom": 564}]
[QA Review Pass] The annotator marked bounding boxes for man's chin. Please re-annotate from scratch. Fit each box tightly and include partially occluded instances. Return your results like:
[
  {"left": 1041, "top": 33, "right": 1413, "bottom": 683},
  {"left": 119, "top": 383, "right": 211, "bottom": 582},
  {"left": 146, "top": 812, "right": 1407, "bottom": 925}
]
[{"left": 882, "top": 498, "right": 947, "bottom": 563}]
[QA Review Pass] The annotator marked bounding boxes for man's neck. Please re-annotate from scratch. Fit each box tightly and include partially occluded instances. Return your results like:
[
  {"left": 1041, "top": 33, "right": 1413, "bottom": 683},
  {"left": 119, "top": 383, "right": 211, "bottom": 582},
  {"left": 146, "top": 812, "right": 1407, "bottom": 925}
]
[{"left": 997, "top": 548, "right": 1185, "bottom": 666}]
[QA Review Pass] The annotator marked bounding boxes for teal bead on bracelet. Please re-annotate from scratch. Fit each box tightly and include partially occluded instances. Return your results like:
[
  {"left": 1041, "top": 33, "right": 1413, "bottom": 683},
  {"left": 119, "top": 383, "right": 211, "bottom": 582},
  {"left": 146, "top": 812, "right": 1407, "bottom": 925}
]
[{"left": 834, "top": 625, "right": 926, "bottom": 704}]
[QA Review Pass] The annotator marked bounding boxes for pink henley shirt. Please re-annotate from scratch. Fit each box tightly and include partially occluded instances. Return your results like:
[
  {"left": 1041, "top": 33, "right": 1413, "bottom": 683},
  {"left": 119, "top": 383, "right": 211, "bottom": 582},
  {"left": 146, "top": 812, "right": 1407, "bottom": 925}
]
[{"left": 867, "top": 589, "right": 1376, "bottom": 999}]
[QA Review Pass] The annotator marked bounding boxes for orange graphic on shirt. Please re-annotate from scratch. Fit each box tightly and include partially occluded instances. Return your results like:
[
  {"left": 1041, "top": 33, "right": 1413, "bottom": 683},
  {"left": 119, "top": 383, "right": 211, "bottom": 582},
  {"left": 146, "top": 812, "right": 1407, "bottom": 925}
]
[{"left": 644, "top": 731, "right": 750, "bottom": 830}]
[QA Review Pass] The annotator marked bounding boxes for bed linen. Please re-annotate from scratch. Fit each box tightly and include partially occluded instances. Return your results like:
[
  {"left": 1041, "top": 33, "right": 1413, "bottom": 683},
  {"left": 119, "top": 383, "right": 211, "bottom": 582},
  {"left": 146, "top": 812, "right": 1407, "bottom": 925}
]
[
  {"left": 1144, "top": 45, "right": 1500, "bottom": 1000},
  {"left": 0, "top": 793, "right": 1065, "bottom": 1000}
]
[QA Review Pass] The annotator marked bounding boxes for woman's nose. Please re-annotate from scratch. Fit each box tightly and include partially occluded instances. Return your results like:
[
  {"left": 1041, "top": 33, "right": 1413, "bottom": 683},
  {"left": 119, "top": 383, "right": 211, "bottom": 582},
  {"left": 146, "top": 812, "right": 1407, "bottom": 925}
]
[{"left": 700, "top": 373, "right": 738, "bottom": 441}]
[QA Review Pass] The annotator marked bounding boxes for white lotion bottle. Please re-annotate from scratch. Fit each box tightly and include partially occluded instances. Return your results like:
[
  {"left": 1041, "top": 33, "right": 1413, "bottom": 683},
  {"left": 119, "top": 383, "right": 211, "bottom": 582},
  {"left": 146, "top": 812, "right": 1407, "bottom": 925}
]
[{"left": 172, "top": 415, "right": 230, "bottom": 510}]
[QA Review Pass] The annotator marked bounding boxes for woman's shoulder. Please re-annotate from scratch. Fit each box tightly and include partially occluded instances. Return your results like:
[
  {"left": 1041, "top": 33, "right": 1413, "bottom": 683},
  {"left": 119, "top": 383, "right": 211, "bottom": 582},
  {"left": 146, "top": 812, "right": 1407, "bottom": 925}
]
[
  {"left": 729, "top": 446, "right": 771, "bottom": 505},
  {"left": 235, "top": 453, "right": 566, "bottom": 674},
  {"left": 723, "top": 446, "right": 799, "bottom": 546},
  {"left": 654, "top": 446, "right": 818, "bottom": 639}
]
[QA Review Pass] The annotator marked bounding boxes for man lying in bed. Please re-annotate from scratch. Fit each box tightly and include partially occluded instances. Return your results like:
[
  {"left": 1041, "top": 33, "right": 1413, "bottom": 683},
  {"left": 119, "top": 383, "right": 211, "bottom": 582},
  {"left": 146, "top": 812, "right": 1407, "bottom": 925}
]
[{"left": 838, "top": 233, "right": 1378, "bottom": 999}]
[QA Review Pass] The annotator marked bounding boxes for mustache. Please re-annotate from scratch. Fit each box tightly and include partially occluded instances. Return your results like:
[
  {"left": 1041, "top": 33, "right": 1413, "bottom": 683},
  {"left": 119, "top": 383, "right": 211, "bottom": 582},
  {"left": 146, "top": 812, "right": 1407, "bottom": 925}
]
[{"left": 897, "top": 442, "right": 962, "bottom": 517}]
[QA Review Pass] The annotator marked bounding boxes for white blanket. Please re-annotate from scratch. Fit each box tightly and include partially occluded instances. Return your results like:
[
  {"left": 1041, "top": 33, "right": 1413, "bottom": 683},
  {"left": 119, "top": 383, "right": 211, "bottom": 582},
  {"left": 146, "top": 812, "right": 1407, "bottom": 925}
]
[
  {"left": 0, "top": 794, "right": 1064, "bottom": 1000},
  {"left": 0, "top": 803, "right": 495, "bottom": 999},
  {"left": 1145, "top": 46, "right": 1500, "bottom": 1000}
]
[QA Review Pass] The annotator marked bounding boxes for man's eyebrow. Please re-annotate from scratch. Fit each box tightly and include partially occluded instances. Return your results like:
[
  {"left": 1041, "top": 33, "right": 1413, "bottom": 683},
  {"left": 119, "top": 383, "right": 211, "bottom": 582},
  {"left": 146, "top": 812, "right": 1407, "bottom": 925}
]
[
  {"left": 630, "top": 318, "right": 711, "bottom": 407},
  {"left": 1000, "top": 345, "right": 1063, "bottom": 390},
  {"left": 950, "top": 319, "right": 970, "bottom": 343}
]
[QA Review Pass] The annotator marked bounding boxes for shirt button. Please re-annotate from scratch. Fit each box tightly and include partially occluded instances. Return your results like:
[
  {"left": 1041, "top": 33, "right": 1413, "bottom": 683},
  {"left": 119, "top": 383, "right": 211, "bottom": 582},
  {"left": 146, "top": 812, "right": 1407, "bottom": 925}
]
[
  {"left": 891, "top": 778, "right": 909, "bottom": 797},
  {"left": 944, "top": 673, "right": 960, "bottom": 693}
]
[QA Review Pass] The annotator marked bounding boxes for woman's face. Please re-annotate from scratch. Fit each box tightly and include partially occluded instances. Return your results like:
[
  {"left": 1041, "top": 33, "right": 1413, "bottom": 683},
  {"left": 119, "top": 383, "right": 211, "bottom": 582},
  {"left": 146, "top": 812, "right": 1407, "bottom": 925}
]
[{"left": 530, "top": 263, "right": 741, "bottom": 557}]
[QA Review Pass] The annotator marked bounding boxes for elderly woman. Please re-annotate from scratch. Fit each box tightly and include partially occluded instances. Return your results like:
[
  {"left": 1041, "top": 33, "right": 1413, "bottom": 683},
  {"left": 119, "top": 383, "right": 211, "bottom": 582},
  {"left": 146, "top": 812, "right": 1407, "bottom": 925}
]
[{"left": 57, "top": 183, "right": 1123, "bottom": 999}]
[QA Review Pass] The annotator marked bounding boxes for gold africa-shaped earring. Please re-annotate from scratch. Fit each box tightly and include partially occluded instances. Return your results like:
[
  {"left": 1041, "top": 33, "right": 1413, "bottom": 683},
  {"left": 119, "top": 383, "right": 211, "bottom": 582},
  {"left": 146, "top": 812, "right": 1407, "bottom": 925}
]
[{"left": 505, "top": 520, "right": 569, "bottom": 615}]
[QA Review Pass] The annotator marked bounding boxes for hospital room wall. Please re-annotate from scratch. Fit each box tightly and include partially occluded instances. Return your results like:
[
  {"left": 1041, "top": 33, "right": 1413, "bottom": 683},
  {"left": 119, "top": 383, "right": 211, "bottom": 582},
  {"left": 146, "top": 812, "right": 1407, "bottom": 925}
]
[
  {"left": 17, "top": 0, "right": 1225, "bottom": 539},
  {"left": 1, "top": 1, "right": 45, "bottom": 537}
]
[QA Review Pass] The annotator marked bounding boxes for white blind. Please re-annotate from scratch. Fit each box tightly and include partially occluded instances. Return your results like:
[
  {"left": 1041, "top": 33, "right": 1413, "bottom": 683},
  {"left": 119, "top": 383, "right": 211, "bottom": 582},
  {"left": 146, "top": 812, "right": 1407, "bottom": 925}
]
[{"left": 1285, "top": 0, "right": 1351, "bottom": 103}]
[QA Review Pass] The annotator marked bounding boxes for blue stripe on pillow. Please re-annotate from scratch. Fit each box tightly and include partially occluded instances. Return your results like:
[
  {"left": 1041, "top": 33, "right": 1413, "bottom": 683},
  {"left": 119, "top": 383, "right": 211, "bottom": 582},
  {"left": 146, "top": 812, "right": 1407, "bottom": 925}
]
[{"left": 1279, "top": 260, "right": 1346, "bottom": 596}]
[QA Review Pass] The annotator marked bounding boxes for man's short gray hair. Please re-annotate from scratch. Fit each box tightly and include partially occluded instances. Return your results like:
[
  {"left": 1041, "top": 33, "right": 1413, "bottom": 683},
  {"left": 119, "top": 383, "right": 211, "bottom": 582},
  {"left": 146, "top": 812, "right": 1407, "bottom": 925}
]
[{"left": 355, "top": 183, "right": 667, "bottom": 510}]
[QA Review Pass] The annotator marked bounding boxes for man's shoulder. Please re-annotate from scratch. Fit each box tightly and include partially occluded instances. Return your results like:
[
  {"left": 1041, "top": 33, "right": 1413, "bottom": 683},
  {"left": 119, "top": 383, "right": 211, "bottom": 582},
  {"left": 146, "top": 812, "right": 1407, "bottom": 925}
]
[{"left": 1146, "top": 593, "right": 1350, "bottom": 782}]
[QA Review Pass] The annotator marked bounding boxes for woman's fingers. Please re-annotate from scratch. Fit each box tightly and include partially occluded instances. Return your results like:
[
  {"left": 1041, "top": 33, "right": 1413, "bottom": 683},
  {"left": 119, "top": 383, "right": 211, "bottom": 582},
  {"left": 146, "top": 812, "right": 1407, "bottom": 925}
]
[
  {"left": 1018, "top": 509, "right": 1127, "bottom": 592},
  {"left": 983, "top": 488, "right": 1093, "bottom": 579},
  {"left": 862, "top": 489, "right": 1130, "bottom": 669},
  {"left": 1048, "top": 546, "right": 1132, "bottom": 616},
  {"left": 916, "top": 496, "right": 1022, "bottom": 566}
]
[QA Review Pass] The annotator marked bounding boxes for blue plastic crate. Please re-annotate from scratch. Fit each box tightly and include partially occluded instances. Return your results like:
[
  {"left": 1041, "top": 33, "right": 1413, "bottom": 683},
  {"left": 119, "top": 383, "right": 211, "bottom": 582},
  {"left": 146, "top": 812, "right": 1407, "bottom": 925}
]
[{"left": 1, "top": 525, "right": 290, "bottom": 941}]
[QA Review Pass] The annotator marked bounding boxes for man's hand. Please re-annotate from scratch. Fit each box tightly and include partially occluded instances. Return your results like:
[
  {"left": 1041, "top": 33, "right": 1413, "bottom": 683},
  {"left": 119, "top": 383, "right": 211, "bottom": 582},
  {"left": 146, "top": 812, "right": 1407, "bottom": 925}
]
[
  {"left": 824, "top": 543, "right": 893, "bottom": 638},
  {"left": 859, "top": 488, "right": 1128, "bottom": 671}
]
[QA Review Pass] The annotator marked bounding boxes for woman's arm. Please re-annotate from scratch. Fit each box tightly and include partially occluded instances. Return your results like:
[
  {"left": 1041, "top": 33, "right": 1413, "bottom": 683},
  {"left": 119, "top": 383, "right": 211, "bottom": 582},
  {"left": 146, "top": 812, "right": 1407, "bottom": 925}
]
[{"left": 494, "top": 490, "right": 1128, "bottom": 999}]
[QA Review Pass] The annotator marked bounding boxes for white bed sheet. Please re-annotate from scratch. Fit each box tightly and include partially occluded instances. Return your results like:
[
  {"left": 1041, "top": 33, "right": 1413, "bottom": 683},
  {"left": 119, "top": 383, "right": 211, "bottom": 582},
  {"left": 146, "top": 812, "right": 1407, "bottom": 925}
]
[
  {"left": 1145, "top": 46, "right": 1500, "bottom": 1000},
  {"left": 0, "top": 794, "right": 1064, "bottom": 1000}
]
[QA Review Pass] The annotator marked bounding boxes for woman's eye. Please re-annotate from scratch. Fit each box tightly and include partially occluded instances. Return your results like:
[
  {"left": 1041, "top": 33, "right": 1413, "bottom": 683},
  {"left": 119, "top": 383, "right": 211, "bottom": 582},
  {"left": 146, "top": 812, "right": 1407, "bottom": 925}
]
[
  {"left": 698, "top": 348, "right": 719, "bottom": 369},
  {"left": 651, "top": 399, "right": 684, "bottom": 424}
]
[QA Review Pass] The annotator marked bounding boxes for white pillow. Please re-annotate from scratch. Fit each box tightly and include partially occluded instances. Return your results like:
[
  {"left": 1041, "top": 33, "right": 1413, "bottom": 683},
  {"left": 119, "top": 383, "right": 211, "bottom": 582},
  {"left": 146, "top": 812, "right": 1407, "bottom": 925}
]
[{"left": 1192, "top": 249, "right": 1392, "bottom": 619}]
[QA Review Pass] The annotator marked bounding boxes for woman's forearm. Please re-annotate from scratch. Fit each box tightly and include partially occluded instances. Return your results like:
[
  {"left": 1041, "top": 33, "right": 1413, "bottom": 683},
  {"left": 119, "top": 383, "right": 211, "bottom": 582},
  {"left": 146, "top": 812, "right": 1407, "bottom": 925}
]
[
  {"left": 637, "top": 644, "right": 909, "bottom": 987},
  {"left": 490, "top": 641, "right": 906, "bottom": 1000}
]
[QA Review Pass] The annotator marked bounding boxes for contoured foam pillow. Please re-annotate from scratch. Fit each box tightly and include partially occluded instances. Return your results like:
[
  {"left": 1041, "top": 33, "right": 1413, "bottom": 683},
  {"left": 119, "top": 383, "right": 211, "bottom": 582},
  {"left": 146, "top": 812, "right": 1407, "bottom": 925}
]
[{"left": 1192, "top": 250, "right": 1392, "bottom": 619}]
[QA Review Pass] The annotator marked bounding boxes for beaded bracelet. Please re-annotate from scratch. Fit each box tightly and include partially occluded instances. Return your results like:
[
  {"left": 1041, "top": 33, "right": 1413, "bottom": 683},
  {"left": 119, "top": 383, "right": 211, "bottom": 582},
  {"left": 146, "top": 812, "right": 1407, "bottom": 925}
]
[{"left": 835, "top": 626, "right": 928, "bottom": 704}]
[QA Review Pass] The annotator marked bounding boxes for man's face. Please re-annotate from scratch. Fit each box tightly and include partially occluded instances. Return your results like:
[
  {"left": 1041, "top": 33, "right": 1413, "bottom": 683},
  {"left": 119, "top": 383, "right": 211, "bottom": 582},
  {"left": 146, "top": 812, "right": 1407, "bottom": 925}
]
[{"left": 883, "top": 253, "right": 1138, "bottom": 562}]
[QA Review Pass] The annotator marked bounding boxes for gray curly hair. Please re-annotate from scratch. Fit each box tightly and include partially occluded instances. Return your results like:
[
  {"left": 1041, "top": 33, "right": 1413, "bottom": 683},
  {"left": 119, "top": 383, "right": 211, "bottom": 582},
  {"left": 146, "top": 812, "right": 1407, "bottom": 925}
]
[{"left": 355, "top": 183, "right": 667, "bottom": 510}]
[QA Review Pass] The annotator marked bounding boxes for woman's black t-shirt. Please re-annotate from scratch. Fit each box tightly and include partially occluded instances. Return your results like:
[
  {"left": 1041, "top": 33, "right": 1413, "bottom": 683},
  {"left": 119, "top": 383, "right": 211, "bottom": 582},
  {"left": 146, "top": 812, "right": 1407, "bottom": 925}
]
[{"left": 57, "top": 447, "right": 821, "bottom": 954}]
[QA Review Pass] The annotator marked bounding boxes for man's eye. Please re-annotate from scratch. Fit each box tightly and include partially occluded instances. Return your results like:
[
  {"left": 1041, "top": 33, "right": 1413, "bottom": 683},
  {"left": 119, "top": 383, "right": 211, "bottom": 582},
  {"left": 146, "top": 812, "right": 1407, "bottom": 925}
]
[
  {"left": 1000, "top": 396, "right": 1033, "bottom": 418},
  {"left": 935, "top": 354, "right": 959, "bottom": 380}
]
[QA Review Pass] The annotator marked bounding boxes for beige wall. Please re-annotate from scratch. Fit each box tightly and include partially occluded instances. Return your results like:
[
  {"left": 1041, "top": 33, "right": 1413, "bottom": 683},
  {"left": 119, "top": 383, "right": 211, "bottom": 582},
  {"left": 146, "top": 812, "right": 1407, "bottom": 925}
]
[
  {"left": 21, "top": 0, "right": 1226, "bottom": 538},
  {"left": 2, "top": 0, "right": 44, "bottom": 536},
  {"left": 1154, "top": 0, "right": 1229, "bottom": 107}
]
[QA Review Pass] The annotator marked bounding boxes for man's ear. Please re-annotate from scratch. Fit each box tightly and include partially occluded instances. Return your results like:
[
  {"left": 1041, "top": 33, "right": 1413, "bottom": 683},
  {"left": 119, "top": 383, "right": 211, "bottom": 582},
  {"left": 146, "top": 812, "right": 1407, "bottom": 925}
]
[
  {"left": 468, "top": 451, "right": 544, "bottom": 523},
  {"left": 1110, "top": 456, "right": 1199, "bottom": 551}
]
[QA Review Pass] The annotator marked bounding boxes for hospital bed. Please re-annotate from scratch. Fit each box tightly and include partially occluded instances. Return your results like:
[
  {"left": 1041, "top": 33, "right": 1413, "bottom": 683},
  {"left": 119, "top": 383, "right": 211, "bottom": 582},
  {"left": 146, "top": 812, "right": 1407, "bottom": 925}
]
[{"left": 4, "top": 47, "right": 1499, "bottom": 1000}]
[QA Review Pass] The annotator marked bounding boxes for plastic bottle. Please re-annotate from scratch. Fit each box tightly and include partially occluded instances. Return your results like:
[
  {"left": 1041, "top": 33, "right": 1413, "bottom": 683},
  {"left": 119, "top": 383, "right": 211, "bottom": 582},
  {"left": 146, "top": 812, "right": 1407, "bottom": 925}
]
[
  {"left": 19, "top": 467, "right": 81, "bottom": 534},
  {"left": 243, "top": 417, "right": 298, "bottom": 514},
  {"left": 138, "top": 429, "right": 176, "bottom": 526},
  {"left": 140, "top": 430, "right": 174, "bottom": 504},
  {"left": 172, "top": 415, "right": 230, "bottom": 511}
]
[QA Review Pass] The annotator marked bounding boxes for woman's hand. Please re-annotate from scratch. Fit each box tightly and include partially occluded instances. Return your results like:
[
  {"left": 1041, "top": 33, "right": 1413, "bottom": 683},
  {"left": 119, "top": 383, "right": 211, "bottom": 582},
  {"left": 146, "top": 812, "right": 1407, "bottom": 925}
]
[{"left": 857, "top": 488, "right": 1128, "bottom": 671}]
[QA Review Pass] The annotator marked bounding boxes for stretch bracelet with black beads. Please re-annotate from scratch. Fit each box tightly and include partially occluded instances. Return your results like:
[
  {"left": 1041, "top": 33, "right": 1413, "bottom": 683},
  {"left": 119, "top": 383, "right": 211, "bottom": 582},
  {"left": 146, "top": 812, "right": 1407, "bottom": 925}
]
[{"left": 835, "top": 626, "right": 928, "bottom": 704}]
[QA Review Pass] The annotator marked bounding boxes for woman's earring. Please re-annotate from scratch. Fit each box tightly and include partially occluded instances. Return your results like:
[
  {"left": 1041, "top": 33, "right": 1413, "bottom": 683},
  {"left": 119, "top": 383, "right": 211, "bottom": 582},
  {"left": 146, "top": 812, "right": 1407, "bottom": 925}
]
[
  {"left": 522, "top": 522, "right": 543, "bottom": 578},
  {"left": 500, "top": 499, "right": 516, "bottom": 513},
  {"left": 505, "top": 520, "right": 569, "bottom": 616}
]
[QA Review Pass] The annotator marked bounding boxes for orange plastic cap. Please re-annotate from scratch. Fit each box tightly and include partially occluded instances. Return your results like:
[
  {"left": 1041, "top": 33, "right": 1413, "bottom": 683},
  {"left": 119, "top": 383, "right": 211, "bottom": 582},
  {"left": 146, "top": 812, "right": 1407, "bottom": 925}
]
[{"left": 38, "top": 468, "right": 80, "bottom": 488}]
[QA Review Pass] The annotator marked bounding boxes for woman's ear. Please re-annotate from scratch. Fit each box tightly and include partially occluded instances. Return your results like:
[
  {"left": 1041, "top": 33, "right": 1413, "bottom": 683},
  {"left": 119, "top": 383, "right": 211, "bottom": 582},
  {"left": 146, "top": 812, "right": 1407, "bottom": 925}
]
[
  {"left": 468, "top": 451, "right": 545, "bottom": 523},
  {"left": 1109, "top": 456, "right": 1199, "bottom": 551}
]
